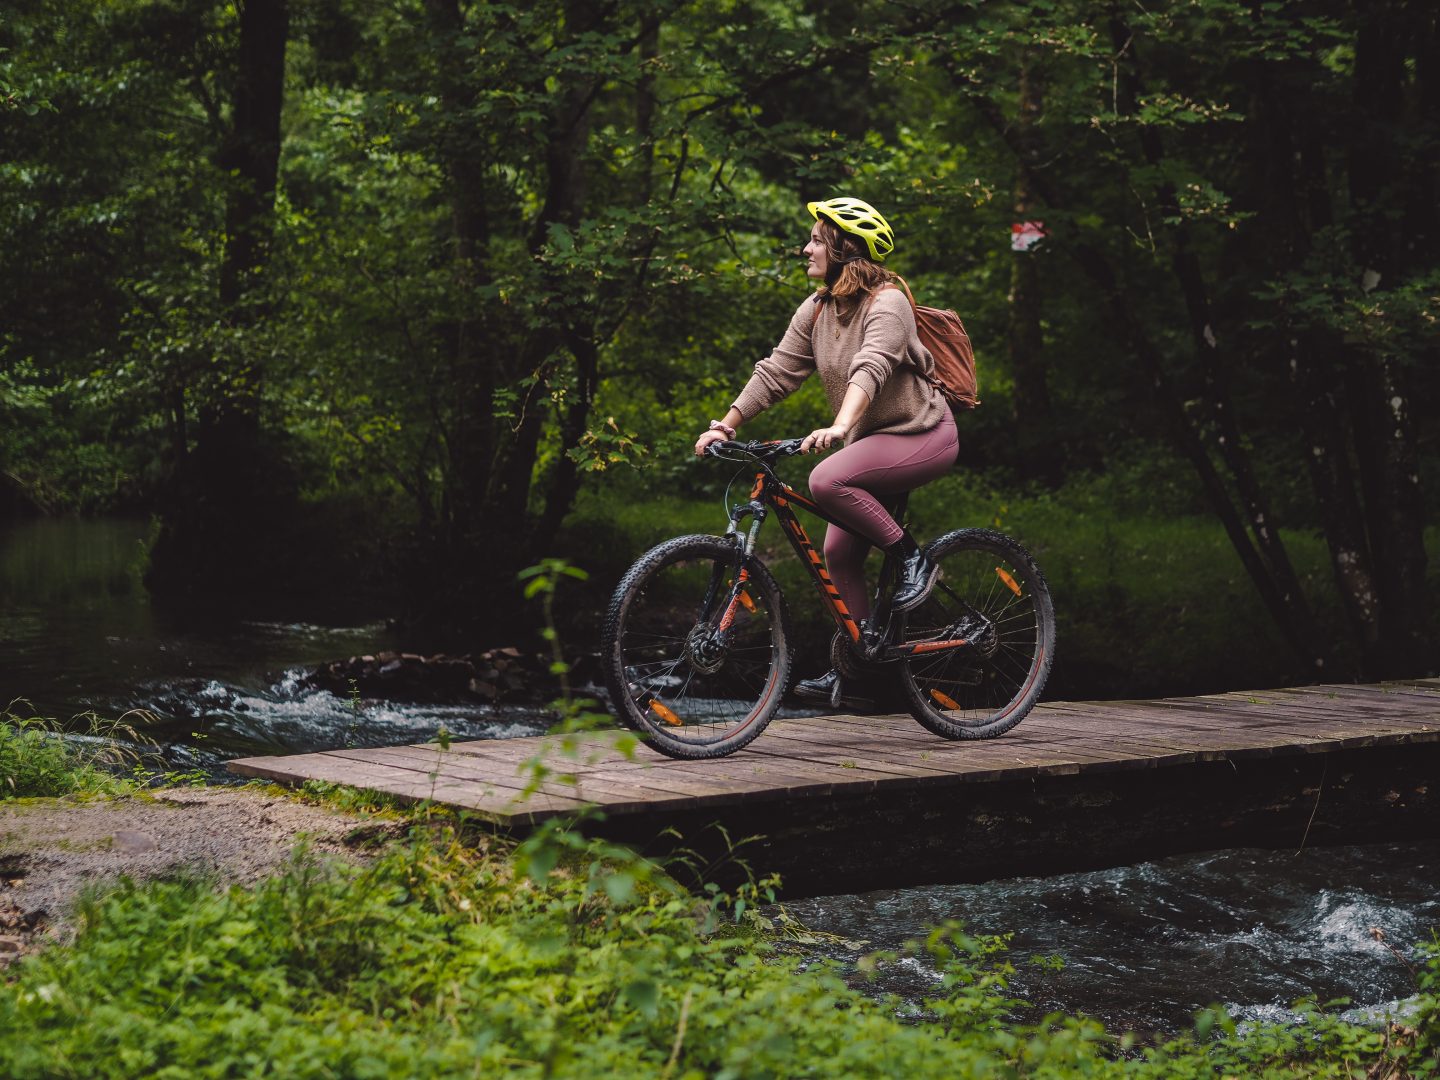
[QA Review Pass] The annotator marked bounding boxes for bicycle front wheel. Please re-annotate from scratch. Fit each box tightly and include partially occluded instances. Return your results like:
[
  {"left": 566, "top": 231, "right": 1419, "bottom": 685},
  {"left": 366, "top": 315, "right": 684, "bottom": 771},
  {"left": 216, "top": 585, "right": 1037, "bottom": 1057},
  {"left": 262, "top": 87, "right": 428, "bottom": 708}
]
[
  {"left": 602, "top": 535, "right": 792, "bottom": 759},
  {"left": 897, "top": 528, "right": 1055, "bottom": 739}
]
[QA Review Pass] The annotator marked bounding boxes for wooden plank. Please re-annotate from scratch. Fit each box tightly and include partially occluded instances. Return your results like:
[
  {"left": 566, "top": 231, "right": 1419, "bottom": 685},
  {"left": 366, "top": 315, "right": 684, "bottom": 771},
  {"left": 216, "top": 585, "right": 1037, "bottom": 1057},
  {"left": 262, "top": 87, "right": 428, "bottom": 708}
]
[
  {"left": 321, "top": 745, "right": 719, "bottom": 811},
  {"left": 228, "top": 680, "right": 1440, "bottom": 828},
  {"left": 607, "top": 754, "right": 873, "bottom": 800},
  {"left": 1025, "top": 708, "right": 1325, "bottom": 755},
  {"left": 1390, "top": 679, "right": 1440, "bottom": 692},
  {"left": 1259, "top": 698, "right": 1440, "bottom": 725},
  {"left": 1292, "top": 683, "right": 1440, "bottom": 708},
  {"left": 1149, "top": 698, "right": 1440, "bottom": 740},
  {"left": 231, "top": 751, "right": 588, "bottom": 824},
  {"left": 742, "top": 727, "right": 980, "bottom": 774},
  {"left": 774, "top": 712, "right": 1154, "bottom": 770},
  {"left": 1036, "top": 701, "right": 1245, "bottom": 735},
  {"left": 1246, "top": 692, "right": 1440, "bottom": 720},
  {"left": 1273, "top": 685, "right": 1440, "bottom": 716},
  {"left": 289, "top": 751, "right": 595, "bottom": 816},
  {"left": 1054, "top": 699, "right": 1379, "bottom": 740}
]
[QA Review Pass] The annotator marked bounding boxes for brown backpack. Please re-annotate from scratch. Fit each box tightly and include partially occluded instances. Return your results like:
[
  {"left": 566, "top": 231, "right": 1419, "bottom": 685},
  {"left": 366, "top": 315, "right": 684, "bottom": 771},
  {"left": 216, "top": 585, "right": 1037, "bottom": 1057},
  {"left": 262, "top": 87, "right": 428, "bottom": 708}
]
[
  {"left": 887, "top": 277, "right": 978, "bottom": 411},
  {"left": 808, "top": 277, "right": 979, "bottom": 411}
]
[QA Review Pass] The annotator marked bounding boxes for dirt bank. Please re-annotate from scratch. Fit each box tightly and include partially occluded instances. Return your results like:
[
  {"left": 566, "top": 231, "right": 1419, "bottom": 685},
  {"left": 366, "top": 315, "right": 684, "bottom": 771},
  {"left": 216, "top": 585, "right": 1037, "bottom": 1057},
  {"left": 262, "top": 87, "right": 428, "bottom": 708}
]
[{"left": 0, "top": 786, "right": 390, "bottom": 965}]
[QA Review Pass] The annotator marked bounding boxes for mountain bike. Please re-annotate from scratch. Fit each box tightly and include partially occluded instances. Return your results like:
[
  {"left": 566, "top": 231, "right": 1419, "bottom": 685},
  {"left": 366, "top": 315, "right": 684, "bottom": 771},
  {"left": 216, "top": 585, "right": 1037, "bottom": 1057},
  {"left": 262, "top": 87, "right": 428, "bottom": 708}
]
[{"left": 601, "top": 438, "right": 1055, "bottom": 759}]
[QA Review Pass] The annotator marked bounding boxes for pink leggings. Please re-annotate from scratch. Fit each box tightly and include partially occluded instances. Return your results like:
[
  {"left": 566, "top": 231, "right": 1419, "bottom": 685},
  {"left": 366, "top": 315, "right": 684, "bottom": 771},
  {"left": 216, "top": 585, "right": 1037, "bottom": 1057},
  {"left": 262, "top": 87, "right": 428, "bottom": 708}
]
[{"left": 810, "top": 411, "right": 958, "bottom": 621}]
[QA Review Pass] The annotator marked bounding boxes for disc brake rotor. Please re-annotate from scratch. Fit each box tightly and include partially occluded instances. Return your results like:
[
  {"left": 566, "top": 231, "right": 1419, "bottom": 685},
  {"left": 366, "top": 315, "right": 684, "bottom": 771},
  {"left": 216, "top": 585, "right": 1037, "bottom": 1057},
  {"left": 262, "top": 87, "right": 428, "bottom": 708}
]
[{"left": 685, "top": 623, "right": 727, "bottom": 674}]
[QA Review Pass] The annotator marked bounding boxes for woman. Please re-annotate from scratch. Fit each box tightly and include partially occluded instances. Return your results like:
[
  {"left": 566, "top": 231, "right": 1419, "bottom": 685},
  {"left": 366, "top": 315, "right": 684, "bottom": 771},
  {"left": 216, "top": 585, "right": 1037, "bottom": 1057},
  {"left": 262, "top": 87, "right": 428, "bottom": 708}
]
[{"left": 693, "top": 197, "right": 959, "bottom": 706}]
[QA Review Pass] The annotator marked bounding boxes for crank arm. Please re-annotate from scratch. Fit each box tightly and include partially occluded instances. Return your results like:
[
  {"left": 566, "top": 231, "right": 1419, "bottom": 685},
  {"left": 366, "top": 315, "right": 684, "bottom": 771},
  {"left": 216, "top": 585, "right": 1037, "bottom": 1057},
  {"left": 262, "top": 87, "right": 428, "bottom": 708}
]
[{"left": 878, "top": 636, "right": 971, "bottom": 661}]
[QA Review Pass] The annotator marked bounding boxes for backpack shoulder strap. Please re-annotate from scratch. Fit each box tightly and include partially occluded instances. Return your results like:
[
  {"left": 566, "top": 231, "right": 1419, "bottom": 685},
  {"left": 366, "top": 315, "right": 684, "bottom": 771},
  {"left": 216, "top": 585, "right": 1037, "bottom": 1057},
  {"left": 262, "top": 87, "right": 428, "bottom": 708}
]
[
  {"left": 887, "top": 274, "right": 919, "bottom": 311},
  {"left": 882, "top": 277, "right": 951, "bottom": 397}
]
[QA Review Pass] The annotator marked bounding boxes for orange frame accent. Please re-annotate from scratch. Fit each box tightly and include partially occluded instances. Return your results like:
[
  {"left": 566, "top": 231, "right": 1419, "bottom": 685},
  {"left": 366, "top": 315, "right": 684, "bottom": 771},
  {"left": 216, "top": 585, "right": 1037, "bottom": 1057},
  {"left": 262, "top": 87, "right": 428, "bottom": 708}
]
[{"left": 749, "top": 473, "right": 863, "bottom": 643}]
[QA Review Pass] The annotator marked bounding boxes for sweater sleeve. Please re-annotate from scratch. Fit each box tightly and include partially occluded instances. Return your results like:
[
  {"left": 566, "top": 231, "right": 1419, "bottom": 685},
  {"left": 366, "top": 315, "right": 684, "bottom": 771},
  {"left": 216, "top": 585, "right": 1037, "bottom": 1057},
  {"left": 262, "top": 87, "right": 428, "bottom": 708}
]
[
  {"left": 730, "top": 297, "right": 818, "bottom": 420},
  {"left": 845, "top": 292, "right": 913, "bottom": 403}
]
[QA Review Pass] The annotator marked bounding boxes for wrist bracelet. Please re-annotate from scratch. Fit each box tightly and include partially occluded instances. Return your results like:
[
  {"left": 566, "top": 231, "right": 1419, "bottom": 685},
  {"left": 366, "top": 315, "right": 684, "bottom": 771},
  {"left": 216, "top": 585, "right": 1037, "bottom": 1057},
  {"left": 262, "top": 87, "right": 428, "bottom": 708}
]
[{"left": 709, "top": 419, "right": 737, "bottom": 439}]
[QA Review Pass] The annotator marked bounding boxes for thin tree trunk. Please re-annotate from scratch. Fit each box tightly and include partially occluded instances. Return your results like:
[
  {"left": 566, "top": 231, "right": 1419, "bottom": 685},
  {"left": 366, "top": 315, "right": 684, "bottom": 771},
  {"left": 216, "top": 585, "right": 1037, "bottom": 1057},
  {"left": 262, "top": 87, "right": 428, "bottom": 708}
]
[
  {"left": 955, "top": 63, "right": 1327, "bottom": 674},
  {"left": 1346, "top": 0, "right": 1431, "bottom": 676},
  {"left": 490, "top": 0, "right": 599, "bottom": 527},
  {"left": 150, "top": 0, "right": 289, "bottom": 598},
  {"left": 1006, "top": 55, "right": 1057, "bottom": 481},
  {"left": 1110, "top": 17, "right": 1322, "bottom": 664},
  {"left": 425, "top": 0, "right": 496, "bottom": 549}
]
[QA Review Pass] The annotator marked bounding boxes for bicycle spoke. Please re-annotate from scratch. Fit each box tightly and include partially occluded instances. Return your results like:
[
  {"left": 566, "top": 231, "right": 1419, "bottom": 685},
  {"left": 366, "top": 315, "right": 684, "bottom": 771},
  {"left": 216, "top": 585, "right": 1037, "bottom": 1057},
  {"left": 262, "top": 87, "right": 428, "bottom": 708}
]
[
  {"left": 604, "top": 536, "right": 791, "bottom": 756},
  {"left": 896, "top": 530, "right": 1054, "bottom": 738}
]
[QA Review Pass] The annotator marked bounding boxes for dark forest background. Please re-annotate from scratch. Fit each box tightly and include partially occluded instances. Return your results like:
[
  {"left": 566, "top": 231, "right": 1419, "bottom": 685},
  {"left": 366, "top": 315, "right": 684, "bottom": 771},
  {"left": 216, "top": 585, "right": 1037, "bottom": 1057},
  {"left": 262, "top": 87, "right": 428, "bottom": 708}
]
[{"left": 1, "top": 0, "right": 1435, "bottom": 695}]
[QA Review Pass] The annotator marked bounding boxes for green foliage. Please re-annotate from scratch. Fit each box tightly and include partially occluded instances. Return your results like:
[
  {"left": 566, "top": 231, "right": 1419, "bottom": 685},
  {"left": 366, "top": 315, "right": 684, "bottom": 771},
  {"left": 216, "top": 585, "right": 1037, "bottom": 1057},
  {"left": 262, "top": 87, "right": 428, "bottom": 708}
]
[
  {"left": 0, "top": 819, "right": 1436, "bottom": 1078},
  {"left": 0, "top": 705, "right": 145, "bottom": 799},
  {"left": 0, "top": 0, "right": 1433, "bottom": 670}
]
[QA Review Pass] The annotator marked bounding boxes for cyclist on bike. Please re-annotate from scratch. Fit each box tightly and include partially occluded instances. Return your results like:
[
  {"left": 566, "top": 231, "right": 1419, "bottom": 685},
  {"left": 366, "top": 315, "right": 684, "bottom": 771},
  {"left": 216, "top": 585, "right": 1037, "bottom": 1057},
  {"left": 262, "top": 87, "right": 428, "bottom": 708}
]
[{"left": 693, "top": 197, "right": 959, "bottom": 706}]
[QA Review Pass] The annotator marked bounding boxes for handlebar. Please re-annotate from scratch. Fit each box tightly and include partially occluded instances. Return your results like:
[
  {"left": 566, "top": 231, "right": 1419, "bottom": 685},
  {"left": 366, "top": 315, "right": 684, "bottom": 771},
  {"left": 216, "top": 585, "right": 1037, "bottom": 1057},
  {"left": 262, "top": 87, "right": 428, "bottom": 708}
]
[{"left": 704, "top": 438, "right": 807, "bottom": 462}]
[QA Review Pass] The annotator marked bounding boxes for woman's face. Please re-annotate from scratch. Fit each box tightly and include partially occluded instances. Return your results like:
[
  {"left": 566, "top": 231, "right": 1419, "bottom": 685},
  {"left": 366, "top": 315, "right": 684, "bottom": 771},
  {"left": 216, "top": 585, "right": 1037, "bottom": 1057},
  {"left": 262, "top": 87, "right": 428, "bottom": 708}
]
[{"left": 803, "top": 220, "right": 828, "bottom": 280}]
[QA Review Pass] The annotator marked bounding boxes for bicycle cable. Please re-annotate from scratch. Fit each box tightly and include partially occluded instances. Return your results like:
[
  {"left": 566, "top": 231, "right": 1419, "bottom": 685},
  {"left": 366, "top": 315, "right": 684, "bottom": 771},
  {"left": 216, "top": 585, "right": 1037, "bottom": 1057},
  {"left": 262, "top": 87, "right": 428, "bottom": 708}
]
[{"left": 721, "top": 465, "right": 747, "bottom": 521}]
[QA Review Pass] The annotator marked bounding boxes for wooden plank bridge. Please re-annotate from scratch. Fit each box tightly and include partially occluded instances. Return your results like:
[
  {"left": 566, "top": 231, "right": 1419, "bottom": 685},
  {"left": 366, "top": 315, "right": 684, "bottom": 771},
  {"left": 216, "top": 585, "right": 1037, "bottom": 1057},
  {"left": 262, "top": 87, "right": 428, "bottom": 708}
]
[{"left": 229, "top": 680, "right": 1440, "bottom": 897}]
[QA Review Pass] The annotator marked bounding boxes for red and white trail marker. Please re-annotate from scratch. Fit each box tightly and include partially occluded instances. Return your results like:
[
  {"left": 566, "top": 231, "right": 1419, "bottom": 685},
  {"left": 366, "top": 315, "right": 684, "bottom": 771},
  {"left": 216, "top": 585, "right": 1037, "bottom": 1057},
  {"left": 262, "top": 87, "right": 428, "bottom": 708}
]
[{"left": 1011, "top": 220, "right": 1046, "bottom": 252}]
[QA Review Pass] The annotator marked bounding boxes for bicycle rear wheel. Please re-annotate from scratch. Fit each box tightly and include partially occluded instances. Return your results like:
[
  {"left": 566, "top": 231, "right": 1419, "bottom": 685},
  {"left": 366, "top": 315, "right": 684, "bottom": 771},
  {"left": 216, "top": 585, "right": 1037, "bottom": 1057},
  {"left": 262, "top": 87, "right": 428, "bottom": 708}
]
[
  {"left": 896, "top": 528, "right": 1054, "bottom": 739},
  {"left": 602, "top": 535, "right": 792, "bottom": 759}
]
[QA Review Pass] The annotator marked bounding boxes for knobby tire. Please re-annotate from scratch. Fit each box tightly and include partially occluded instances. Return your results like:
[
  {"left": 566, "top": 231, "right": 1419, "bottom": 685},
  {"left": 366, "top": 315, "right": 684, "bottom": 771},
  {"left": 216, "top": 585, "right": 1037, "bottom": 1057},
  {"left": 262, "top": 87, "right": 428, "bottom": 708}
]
[
  {"left": 602, "top": 535, "right": 793, "bottom": 759},
  {"left": 896, "top": 528, "right": 1055, "bottom": 739}
]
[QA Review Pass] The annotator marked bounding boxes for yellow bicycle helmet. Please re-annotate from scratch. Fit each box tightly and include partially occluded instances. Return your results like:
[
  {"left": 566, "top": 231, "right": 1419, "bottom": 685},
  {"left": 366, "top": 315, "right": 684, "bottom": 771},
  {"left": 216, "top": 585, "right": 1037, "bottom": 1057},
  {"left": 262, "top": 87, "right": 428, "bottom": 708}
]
[{"left": 807, "top": 197, "right": 895, "bottom": 263}]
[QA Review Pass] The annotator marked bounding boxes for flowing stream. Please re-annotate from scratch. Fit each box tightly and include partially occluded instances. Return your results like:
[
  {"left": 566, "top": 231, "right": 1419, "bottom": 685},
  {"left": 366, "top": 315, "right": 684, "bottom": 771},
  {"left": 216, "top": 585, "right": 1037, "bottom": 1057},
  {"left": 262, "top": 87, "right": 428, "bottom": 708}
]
[
  {"left": 2, "top": 516, "right": 1436, "bottom": 1032},
  {"left": 778, "top": 841, "right": 1439, "bottom": 1034},
  {"left": 0, "top": 517, "right": 550, "bottom": 773}
]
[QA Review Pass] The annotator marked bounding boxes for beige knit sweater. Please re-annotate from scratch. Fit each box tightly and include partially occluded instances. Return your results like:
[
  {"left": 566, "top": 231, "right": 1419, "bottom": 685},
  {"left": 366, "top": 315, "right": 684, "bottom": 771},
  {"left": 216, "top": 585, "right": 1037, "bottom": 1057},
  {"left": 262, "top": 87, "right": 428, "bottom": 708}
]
[{"left": 731, "top": 287, "right": 948, "bottom": 441}]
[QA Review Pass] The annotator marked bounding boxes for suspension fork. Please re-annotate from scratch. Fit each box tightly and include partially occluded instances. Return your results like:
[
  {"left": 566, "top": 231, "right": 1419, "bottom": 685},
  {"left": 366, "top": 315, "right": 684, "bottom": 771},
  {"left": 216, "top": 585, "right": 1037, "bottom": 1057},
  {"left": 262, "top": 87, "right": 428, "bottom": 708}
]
[{"left": 703, "top": 497, "right": 769, "bottom": 639}]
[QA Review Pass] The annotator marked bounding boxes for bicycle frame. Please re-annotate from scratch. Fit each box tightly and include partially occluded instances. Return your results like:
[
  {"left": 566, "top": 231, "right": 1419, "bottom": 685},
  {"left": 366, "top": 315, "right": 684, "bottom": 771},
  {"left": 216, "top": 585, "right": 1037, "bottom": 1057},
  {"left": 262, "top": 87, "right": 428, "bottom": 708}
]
[
  {"left": 718, "top": 449, "right": 977, "bottom": 663},
  {"left": 726, "top": 463, "right": 865, "bottom": 644}
]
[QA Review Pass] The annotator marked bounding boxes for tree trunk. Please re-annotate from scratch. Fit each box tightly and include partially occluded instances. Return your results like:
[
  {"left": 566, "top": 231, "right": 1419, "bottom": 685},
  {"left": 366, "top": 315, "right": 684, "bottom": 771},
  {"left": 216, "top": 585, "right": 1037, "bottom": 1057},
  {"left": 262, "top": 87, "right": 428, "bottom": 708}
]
[
  {"left": 149, "top": 0, "right": 289, "bottom": 600},
  {"left": 957, "top": 55, "right": 1327, "bottom": 675},
  {"left": 1346, "top": 0, "right": 1431, "bottom": 676},
  {"left": 489, "top": 0, "right": 599, "bottom": 529},
  {"left": 1110, "top": 17, "right": 1323, "bottom": 668},
  {"left": 424, "top": 0, "right": 496, "bottom": 550},
  {"left": 1006, "top": 55, "right": 1057, "bottom": 482}
]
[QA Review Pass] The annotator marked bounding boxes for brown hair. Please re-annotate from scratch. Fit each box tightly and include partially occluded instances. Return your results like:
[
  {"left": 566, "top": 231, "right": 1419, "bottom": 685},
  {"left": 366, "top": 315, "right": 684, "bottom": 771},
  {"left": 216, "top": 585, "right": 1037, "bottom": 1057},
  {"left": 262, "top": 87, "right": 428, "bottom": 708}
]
[{"left": 814, "top": 217, "right": 895, "bottom": 324}]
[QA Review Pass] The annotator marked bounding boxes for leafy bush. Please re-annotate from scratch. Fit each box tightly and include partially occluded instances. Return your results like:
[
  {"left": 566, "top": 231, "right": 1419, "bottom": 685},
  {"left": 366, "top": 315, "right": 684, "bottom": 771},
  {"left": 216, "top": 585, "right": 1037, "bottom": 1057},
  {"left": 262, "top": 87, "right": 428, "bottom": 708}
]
[{"left": 1, "top": 819, "right": 1436, "bottom": 1079}]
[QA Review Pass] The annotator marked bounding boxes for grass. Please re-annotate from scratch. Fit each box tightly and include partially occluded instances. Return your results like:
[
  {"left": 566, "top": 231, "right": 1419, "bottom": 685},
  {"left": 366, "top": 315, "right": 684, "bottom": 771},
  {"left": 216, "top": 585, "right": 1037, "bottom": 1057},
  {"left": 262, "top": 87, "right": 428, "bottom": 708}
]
[
  {"left": 0, "top": 807, "right": 1436, "bottom": 1079},
  {"left": 0, "top": 703, "right": 147, "bottom": 800},
  {"left": 559, "top": 477, "right": 1438, "bottom": 699}
]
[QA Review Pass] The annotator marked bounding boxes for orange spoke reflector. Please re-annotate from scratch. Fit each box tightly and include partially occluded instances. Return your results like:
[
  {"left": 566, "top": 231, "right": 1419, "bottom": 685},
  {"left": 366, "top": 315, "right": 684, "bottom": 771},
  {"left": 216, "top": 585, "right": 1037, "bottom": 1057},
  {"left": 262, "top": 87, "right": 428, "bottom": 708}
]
[
  {"left": 649, "top": 700, "right": 683, "bottom": 726},
  {"left": 996, "top": 567, "right": 1023, "bottom": 597},
  {"left": 738, "top": 591, "right": 756, "bottom": 613},
  {"left": 930, "top": 689, "right": 962, "bottom": 711}
]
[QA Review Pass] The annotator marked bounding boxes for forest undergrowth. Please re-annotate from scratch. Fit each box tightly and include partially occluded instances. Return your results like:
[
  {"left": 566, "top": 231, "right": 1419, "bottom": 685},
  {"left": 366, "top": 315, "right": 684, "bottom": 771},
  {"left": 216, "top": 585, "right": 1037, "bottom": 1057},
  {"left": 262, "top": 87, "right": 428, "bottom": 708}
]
[
  {"left": 3, "top": 694, "right": 1440, "bottom": 1078},
  {"left": 1, "top": 794, "right": 1438, "bottom": 1079}
]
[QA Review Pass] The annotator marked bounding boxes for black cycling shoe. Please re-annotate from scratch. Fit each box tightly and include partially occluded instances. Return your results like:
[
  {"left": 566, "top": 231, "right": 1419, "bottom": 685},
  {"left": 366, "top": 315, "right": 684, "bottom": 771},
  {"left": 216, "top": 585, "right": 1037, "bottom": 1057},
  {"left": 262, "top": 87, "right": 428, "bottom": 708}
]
[
  {"left": 791, "top": 669, "right": 876, "bottom": 710},
  {"left": 889, "top": 532, "right": 937, "bottom": 611}
]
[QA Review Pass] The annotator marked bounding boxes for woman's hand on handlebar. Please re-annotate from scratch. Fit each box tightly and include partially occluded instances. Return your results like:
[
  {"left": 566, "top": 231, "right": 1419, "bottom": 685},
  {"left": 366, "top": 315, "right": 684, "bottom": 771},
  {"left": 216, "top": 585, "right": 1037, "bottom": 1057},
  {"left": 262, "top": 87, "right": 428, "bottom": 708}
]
[
  {"left": 800, "top": 424, "right": 848, "bottom": 454},
  {"left": 695, "top": 429, "right": 729, "bottom": 457}
]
